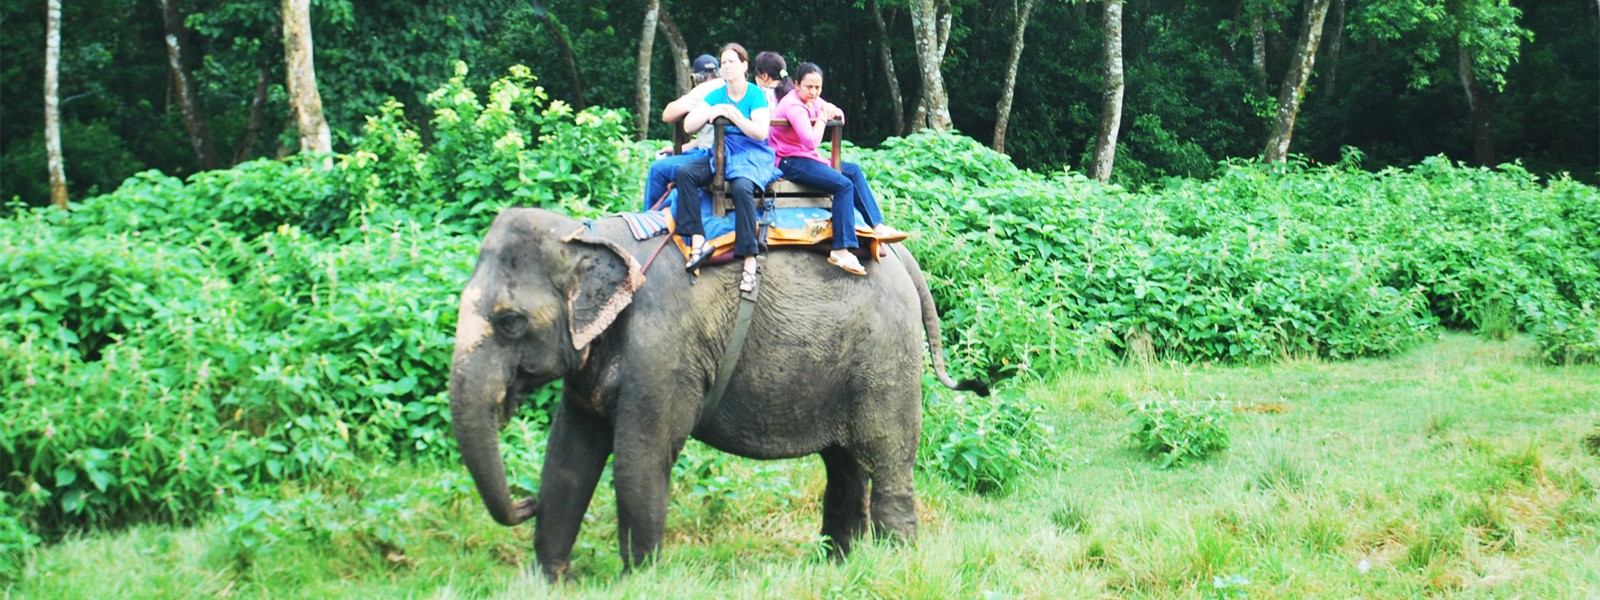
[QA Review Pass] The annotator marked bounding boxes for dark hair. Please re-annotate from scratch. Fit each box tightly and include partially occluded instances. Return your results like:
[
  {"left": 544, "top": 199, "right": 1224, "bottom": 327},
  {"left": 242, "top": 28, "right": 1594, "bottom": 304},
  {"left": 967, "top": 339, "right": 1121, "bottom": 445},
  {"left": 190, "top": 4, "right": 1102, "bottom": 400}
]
[
  {"left": 755, "top": 51, "right": 793, "bottom": 99},
  {"left": 778, "top": 62, "right": 823, "bottom": 100}
]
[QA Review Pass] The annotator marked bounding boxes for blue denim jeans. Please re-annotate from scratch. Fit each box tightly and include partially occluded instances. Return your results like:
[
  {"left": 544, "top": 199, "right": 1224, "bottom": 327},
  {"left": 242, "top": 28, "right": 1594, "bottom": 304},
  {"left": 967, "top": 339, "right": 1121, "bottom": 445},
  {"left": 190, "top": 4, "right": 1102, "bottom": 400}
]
[
  {"left": 643, "top": 149, "right": 708, "bottom": 211},
  {"left": 779, "top": 158, "right": 885, "bottom": 249}
]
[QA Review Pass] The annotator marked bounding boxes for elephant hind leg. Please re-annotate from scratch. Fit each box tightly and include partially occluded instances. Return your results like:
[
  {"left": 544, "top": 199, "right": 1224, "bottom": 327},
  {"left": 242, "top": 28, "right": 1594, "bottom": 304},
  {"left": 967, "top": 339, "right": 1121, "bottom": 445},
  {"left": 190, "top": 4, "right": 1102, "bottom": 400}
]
[{"left": 819, "top": 447, "right": 870, "bottom": 557}]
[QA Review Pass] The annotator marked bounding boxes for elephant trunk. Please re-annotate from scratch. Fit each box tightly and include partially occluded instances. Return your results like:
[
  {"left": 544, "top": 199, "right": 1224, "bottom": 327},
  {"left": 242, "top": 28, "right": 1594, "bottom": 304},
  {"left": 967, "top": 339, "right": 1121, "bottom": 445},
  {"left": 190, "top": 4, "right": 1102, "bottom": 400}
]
[{"left": 449, "top": 346, "right": 539, "bottom": 527}]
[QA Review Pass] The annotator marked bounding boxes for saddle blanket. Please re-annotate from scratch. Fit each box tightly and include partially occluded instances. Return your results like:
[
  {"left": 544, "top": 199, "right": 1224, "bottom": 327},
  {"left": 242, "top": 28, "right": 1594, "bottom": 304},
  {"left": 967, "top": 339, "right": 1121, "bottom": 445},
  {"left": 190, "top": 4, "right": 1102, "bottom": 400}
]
[{"left": 624, "top": 187, "right": 889, "bottom": 266}]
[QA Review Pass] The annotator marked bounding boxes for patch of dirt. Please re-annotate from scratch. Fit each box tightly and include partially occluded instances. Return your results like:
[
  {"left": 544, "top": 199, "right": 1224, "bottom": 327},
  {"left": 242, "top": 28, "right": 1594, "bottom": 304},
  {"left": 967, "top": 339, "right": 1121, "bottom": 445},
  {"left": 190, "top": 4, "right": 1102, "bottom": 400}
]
[{"left": 1234, "top": 403, "right": 1291, "bottom": 414}]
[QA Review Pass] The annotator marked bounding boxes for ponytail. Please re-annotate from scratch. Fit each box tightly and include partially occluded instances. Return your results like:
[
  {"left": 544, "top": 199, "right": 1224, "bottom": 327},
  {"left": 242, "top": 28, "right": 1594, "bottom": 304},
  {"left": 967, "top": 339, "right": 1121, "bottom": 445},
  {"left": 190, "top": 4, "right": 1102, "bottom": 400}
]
[{"left": 774, "top": 74, "right": 797, "bottom": 102}]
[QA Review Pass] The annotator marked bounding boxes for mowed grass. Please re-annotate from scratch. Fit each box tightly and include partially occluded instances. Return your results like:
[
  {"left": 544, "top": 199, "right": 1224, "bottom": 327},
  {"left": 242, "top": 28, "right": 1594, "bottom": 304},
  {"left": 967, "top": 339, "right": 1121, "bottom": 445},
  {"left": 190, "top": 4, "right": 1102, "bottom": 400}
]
[{"left": 8, "top": 333, "right": 1598, "bottom": 598}]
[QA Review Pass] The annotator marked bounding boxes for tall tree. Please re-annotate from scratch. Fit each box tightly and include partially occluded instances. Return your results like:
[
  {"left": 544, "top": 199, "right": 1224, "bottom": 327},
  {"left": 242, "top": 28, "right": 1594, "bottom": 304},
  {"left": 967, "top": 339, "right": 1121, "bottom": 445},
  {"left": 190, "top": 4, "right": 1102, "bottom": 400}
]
[
  {"left": 1353, "top": 0, "right": 1530, "bottom": 166},
  {"left": 1090, "top": 0, "right": 1125, "bottom": 181},
  {"left": 1450, "top": 0, "right": 1529, "bottom": 166},
  {"left": 1323, "top": 0, "right": 1346, "bottom": 95},
  {"left": 232, "top": 65, "right": 271, "bottom": 165},
  {"left": 869, "top": 0, "right": 906, "bottom": 136},
  {"left": 910, "top": 0, "right": 953, "bottom": 130},
  {"left": 657, "top": 5, "right": 690, "bottom": 97},
  {"left": 634, "top": 0, "right": 660, "bottom": 140},
  {"left": 159, "top": 0, "right": 219, "bottom": 170},
  {"left": 992, "top": 0, "right": 1037, "bottom": 154},
  {"left": 1264, "top": 0, "right": 1331, "bottom": 162},
  {"left": 281, "top": 0, "right": 331, "bottom": 155},
  {"left": 44, "top": 0, "right": 66, "bottom": 209},
  {"left": 533, "top": 2, "right": 587, "bottom": 110}
]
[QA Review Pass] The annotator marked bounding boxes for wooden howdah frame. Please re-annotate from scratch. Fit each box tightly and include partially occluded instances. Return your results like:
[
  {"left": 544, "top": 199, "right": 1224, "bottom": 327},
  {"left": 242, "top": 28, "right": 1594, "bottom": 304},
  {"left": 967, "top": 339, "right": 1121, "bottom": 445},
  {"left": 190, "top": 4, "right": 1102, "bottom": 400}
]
[{"left": 671, "top": 117, "right": 844, "bottom": 216}]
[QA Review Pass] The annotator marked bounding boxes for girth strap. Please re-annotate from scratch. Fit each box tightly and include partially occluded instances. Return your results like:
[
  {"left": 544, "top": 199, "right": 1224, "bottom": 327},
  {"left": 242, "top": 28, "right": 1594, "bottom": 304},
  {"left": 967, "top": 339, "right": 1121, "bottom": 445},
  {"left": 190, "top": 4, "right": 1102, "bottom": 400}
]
[{"left": 697, "top": 254, "right": 765, "bottom": 430}]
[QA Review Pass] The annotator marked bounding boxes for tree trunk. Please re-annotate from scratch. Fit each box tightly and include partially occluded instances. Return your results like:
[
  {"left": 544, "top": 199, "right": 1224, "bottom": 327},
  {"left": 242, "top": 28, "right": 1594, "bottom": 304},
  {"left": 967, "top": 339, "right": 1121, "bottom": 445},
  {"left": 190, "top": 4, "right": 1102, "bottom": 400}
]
[
  {"left": 992, "top": 0, "right": 1036, "bottom": 154},
  {"left": 45, "top": 0, "right": 67, "bottom": 209},
  {"left": 634, "top": 0, "right": 660, "bottom": 141},
  {"left": 1324, "top": 0, "right": 1345, "bottom": 96},
  {"left": 1091, "top": 0, "right": 1125, "bottom": 182},
  {"left": 282, "top": 0, "right": 332, "bottom": 156},
  {"left": 657, "top": 6, "right": 690, "bottom": 97},
  {"left": 232, "top": 65, "right": 271, "bottom": 165},
  {"left": 1457, "top": 40, "right": 1497, "bottom": 166},
  {"left": 533, "top": 2, "right": 587, "bottom": 110},
  {"left": 910, "top": 0, "right": 952, "bottom": 130},
  {"left": 1263, "top": 0, "right": 1331, "bottom": 163},
  {"left": 869, "top": 0, "right": 906, "bottom": 136},
  {"left": 160, "top": 0, "right": 219, "bottom": 170},
  {"left": 1251, "top": 14, "right": 1267, "bottom": 87}
]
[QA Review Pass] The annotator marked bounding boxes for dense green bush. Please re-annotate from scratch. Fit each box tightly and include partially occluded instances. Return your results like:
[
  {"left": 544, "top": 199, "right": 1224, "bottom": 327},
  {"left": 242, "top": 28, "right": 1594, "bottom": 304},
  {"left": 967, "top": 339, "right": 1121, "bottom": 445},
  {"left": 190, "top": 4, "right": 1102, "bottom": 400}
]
[
  {"left": 1127, "top": 393, "right": 1233, "bottom": 469},
  {"left": 342, "top": 62, "right": 645, "bottom": 236},
  {"left": 919, "top": 385, "right": 1057, "bottom": 495},
  {"left": 0, "top": 65, "right": 664, "bottom": 558},
  {"left": 864, "top": 131, "right": 1600, "bottom": 380}
]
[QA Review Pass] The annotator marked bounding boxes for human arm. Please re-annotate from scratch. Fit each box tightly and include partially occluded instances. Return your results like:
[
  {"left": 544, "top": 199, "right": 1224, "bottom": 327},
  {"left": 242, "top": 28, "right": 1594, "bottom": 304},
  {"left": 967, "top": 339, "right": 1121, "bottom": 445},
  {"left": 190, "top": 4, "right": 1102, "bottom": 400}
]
[
  {"left": 729, "top": 106, "right": 771, "bottom": 142},
  {"left": 661, "top": 78, "right": 725, "bottom": 122},
  {"left": 777, "top": 101, "right": 823, "bottom": 152}
]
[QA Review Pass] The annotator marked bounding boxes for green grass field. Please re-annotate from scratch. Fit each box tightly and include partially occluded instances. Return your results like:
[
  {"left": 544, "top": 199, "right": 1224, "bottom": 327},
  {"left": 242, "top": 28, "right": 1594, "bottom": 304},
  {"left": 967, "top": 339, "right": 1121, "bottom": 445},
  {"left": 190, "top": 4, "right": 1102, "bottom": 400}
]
[{"left": 9, "top": 333, "right": 1598, "bottom": 599}]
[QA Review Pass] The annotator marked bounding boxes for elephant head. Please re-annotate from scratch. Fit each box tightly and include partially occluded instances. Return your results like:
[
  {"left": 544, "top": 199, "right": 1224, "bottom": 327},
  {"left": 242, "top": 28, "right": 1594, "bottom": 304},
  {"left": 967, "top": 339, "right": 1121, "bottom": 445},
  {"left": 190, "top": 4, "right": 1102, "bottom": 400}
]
[{"left": 448, "top": 209, "right": 643, "bottom": 526}]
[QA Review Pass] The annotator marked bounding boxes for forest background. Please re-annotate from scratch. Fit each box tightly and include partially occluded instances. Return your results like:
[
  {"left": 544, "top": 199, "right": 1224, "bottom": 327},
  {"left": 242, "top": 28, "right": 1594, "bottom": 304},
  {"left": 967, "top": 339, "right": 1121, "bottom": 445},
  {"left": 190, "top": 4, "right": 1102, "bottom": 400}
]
[
  {"left": 3, "top": 0, "right": 1597, "bottom": 209},
  {"left": 4, "top": 0, "right": 1600, "bottom": 594}
]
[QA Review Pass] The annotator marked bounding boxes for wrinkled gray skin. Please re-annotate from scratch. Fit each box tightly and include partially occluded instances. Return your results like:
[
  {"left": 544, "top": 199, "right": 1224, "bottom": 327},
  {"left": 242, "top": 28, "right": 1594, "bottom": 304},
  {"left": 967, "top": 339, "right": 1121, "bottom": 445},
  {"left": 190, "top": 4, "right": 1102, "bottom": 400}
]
[{"left": 448, "top": 208, "right": 985, "bottom": 581}]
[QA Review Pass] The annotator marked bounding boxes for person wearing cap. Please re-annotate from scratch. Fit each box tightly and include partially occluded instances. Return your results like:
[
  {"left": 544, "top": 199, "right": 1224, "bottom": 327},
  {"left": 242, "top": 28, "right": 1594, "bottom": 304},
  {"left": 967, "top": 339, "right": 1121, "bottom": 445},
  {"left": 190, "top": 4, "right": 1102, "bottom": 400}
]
[
  {"left": 769, "top": 62, "right": 908, "bottom": 275},
  {"left": 641, "top": 53, "right": 726, "bottom": 210}
]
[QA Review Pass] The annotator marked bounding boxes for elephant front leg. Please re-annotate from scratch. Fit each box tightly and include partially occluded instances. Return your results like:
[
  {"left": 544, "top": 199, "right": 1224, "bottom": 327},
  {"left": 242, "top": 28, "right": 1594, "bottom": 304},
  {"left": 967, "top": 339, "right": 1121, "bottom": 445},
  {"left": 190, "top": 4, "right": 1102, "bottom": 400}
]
[
  {"left": 819, "top": 447, "right": 870, "bottom": 557},
  {"left": 611, "top": 436, "right": 677, "bottom": 572},
  {"left": 533, "top": 402, "right": 614, "bottom": 582}
]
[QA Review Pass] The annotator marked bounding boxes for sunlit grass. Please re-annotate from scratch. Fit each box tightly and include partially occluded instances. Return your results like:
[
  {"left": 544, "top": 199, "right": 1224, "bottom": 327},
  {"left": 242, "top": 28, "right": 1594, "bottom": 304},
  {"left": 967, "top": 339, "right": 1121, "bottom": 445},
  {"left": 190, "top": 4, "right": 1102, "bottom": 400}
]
[{"left": 8, "top": 333, "right": 1598, "bottom": 598}]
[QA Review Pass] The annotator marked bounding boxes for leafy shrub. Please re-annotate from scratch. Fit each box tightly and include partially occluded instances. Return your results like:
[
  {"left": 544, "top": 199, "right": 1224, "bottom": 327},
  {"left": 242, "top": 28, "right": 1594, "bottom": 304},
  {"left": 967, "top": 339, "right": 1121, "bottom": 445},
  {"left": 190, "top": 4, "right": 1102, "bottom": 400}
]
[
  {"left": 1128, "top": 393, "right": 1232, "bottom": 468},
  {"left": 343, "top": 62, "right": 644, "bottom": 235},
  {"left": 858, "top": 133, "right": 1598, "bottom": 378},
  {"left": 0, "top": 498, "right": 40, "bottom": 584},
  {"left": 918, "top": 383, "right": 1057, "bottom": 495}
]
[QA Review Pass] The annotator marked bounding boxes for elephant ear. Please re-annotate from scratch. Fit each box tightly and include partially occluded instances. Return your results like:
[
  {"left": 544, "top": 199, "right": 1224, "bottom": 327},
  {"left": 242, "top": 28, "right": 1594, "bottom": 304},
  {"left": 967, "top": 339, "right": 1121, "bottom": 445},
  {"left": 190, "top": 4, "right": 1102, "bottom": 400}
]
[{"left": 560, "top": 227, "right": 646, "bottom": 350}]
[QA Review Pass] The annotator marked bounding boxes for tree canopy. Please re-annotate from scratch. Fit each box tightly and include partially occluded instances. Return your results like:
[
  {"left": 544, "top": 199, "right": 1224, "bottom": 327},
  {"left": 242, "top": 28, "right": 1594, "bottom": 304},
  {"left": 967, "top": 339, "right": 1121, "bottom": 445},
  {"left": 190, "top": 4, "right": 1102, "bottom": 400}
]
[{"left": 3, "top": 0, "right": 1595, "bottom": 208}]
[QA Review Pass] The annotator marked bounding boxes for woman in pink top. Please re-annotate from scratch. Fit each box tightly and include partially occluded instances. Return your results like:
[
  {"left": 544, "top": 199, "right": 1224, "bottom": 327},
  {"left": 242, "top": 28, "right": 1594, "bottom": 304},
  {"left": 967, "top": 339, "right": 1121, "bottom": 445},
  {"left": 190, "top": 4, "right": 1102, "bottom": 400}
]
[{"left": 770, "top": 62, "right": 907, "bottom": 275}]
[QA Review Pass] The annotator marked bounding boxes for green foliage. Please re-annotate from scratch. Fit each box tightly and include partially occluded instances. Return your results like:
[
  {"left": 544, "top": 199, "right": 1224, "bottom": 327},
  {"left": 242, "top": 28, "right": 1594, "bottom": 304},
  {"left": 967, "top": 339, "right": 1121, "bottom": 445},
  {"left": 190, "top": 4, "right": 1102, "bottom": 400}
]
[
  {"left": 343, "top": 62, "right": 644, "bottom": 235},
  {"left": 863, "top": 132, "right": 1599, "bottom": 382},
  {"left": 1128, "top": 393, "right": 1233, "bottom": 469},
  {"left": 918, "top": 384, "right": 1057, "bottom": 495},
  {"left": 0, "top": 64, "right": 645, "bottom": 547},
  {"left": 0, "top": 497, "right": 40, "bottom": 584}
]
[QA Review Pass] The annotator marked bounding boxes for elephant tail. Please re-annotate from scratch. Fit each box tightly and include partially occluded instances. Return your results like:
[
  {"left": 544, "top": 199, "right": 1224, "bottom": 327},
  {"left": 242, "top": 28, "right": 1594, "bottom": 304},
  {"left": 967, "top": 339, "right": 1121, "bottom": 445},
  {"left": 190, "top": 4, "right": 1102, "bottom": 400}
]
[{"left": 894, "top": 244, "right": 990, "bottom": 397}]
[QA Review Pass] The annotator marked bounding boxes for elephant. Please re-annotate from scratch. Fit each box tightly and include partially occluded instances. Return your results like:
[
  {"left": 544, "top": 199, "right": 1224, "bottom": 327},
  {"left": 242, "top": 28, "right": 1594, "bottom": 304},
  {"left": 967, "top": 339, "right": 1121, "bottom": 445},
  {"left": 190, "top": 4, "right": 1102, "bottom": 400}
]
[{"left": 448, "top": 207, "right": 986, "bottom": 581}]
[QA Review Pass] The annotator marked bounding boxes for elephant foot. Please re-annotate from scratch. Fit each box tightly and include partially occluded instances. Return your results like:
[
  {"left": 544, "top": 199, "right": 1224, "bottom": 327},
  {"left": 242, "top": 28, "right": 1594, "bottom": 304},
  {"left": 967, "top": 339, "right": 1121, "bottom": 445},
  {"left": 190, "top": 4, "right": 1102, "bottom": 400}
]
[
  {"left": 540, "top": 560, "right": 571, "bottom": 583},
  {"left": 870, "top": 494, "right": 918, "bottom": 545}
]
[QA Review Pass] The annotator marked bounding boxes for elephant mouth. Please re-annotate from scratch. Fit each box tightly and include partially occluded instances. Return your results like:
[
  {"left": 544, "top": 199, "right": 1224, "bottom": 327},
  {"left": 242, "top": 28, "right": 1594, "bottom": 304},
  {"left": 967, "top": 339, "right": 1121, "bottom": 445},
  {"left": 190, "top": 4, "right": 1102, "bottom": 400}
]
[{"left": 498, "top": 369, "right": 557, "bottom": 428}]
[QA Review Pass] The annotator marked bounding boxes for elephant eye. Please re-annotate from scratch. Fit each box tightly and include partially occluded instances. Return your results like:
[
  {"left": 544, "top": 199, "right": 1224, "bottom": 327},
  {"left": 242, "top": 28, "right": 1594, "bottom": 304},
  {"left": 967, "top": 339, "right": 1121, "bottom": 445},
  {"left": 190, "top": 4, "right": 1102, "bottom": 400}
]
[{"left": 491, "top": 311, "right": 530, "bottom": 339}]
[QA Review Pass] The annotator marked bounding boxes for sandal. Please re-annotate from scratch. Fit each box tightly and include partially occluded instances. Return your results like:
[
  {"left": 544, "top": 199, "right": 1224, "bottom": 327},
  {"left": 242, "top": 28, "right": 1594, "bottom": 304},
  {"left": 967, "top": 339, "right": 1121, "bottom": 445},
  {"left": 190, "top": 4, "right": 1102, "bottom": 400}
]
[
  {"left": 684, "top": 238, "right": 713, "bottom": 271},
  {"left": 828, "top": 251, "right": 867, "bottom": 276}
]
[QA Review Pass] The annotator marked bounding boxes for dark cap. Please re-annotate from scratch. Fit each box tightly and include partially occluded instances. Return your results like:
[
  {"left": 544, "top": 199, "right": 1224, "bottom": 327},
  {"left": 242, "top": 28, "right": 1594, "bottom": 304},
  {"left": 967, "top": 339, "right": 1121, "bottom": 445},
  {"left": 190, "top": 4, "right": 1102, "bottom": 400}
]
[{"left": 692, "top": 54, "right": 719, "bottom": 76}]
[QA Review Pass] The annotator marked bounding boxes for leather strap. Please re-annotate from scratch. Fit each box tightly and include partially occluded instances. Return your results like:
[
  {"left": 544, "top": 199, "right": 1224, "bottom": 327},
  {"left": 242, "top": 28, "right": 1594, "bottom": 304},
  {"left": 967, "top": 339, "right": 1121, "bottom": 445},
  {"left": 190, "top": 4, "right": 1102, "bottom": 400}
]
[{"left": 697, "top": 254, "right": 764, "bottom": 430}]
